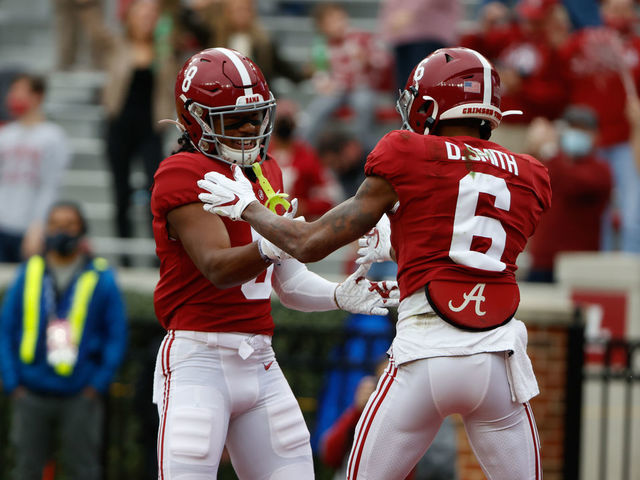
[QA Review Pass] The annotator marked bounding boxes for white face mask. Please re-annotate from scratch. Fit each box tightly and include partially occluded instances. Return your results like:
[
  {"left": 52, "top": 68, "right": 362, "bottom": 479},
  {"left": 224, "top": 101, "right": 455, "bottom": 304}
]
[{"left": 560, "top": 128, "right": 593, "bottom": 158}]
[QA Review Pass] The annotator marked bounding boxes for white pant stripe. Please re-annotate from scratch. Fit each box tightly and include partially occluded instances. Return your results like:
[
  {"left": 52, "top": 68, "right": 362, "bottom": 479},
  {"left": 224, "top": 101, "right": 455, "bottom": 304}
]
[{"left": 347, "top": 358, "right": 397, "bottom": 479}]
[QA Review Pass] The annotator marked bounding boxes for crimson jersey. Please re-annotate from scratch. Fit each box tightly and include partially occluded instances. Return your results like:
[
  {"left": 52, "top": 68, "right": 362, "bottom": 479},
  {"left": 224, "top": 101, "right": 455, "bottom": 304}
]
[
  {"left": 365, "top": 131, "right": 551, "bottom": 300},
  {"left": 151, "top": 151, "right": 284, "bottom": 334}
]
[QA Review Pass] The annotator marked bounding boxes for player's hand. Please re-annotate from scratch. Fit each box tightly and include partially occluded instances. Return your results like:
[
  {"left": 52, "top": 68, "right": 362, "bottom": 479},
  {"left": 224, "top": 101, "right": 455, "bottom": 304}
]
[
  {"left": 257, "top": 199, "right": 301, "bottom": 264},
  {"left": 356, "top": 214, "right": 393, "bottom": 264},
  {"left": 197, "top": 164, "right": 258, "bottom": 221},
  {"left": 334, "top": 262, "right": 399, "bottom": 316}
]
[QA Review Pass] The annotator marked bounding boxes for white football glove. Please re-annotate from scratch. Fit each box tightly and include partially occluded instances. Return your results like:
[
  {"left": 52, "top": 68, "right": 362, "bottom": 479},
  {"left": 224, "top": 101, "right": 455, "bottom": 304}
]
[
  {"left": 356, "top": 214, "right": 393, "bottom": 264},
  {"left": 197, "top": 164, "right": 258, "bottom": 221},
  {"left": 334, "top": 262, "right": 399, "bottom": 316},
  {"left": 257, "top": 199, "right": 301, "bottom": 264}
]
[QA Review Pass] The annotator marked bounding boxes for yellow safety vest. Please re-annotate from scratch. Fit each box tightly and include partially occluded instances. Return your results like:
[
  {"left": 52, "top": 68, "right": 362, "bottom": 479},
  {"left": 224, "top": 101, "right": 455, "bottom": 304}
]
[{"left": 19, "top": 255, "right": 108, "bottom": 376}]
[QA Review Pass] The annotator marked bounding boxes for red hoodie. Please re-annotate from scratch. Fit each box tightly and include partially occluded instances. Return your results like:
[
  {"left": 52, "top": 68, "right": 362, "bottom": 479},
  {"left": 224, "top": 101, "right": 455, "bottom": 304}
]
[
  {"left": 559, "top": 27, "right": 640, "bottom": 146},
  {"left": 529, "top": 152, "right": 612, "bottom": 270},
  {"left": 461, "top": 23, "right": 568, "bottom": 122},
  {"left": 269, "top": 139, "right": 340, "bottom": 220}
]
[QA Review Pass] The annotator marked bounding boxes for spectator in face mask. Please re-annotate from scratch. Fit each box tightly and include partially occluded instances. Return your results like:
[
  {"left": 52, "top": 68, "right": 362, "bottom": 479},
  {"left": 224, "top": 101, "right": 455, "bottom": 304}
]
[
  {"left": 559, "top": 0, "right": 640, "bottom": 252},
  {"left": 525, "top": 106, "right": 613, "bottom": 282},
  {"left": 0, "top": 201, "right": 128, "bottom": 480},
  {"left": 0, "top": 74, "right": 71, "bottom": 263}
]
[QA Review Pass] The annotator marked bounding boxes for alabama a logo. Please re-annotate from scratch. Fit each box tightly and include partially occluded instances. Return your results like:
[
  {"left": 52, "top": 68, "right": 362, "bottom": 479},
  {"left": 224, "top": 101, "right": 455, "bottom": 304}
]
[{"left": 448, "top": 283, "right": 486, "bottom": 316}]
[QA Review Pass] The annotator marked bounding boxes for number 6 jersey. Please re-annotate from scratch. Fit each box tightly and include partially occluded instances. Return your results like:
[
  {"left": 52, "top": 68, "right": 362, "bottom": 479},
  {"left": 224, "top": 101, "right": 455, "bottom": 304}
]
[
  {"left": 365, "top": 130, "right": 552, "bottom": 302},
  {"left": 366, "top": 130, "right": 550, "bottom": 393}
]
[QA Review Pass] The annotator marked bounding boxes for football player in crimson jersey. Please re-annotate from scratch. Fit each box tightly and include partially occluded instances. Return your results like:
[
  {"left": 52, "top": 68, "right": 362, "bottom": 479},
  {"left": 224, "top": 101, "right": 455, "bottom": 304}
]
[
  {"left": 151, "top": 47, "right": 399, "bottom": 480},
  {"left": 199, "top": 47, "right": 552, "bottom": 480}
]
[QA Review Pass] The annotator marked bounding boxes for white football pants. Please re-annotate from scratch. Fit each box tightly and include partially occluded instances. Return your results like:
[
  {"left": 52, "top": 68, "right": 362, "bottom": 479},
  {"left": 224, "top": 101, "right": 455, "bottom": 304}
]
[
  {"left": 347, "top": 352, "right": 542, "bottom": 480},
  {"left": 153, "top": 330, "right": 314, "bottom": 480}
]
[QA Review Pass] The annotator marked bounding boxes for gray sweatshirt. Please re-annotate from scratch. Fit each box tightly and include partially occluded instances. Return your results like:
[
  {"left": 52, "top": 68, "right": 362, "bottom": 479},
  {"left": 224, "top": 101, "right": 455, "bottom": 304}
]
[{"left": 0, "top": 121, "right": 70, "bottom": 234}]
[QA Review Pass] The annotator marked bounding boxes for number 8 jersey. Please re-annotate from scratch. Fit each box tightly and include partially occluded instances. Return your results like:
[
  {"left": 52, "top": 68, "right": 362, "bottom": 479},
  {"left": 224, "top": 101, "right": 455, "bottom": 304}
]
[
  {"left": 151, "top": 151, "right": 283, "bottom": 334},
  {"left": 365, "top": 130, "right": 552, "bottom": 302}
]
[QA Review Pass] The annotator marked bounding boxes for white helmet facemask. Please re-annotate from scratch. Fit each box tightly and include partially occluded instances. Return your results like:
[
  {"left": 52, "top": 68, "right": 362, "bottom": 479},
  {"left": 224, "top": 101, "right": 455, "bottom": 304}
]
[
  {"left": 396, "top": 86, "right": 439, "bottom": 134},
  {"left": 185, "top": 92, "right": 276, "bottom": 166}
]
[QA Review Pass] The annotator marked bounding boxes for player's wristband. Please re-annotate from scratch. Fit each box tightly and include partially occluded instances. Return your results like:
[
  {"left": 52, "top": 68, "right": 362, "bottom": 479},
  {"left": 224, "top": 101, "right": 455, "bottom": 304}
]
[{"left": 257, "top": 239, "right": 274, "bottom": 264}]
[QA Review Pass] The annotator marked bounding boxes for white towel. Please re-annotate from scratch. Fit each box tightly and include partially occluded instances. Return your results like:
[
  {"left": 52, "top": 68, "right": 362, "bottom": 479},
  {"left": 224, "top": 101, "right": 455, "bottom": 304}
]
[{"left": 504, "top": 328, "right": 540, "bottom": 404}]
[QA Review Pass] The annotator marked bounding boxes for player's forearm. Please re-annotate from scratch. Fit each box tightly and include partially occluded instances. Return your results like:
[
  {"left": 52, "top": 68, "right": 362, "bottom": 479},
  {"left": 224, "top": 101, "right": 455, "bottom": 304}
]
[
  {"left": 243, "top": 198, "right": 375, "bottom": 263},
  {"left": 273, "top": 259, "right": 338, "bottom": 312},
  {"left": 202, "top": 242, "right": 270, "bottom": 289},
  {"left": 242, "top": 202, "right": 327, "bottom": 263}
]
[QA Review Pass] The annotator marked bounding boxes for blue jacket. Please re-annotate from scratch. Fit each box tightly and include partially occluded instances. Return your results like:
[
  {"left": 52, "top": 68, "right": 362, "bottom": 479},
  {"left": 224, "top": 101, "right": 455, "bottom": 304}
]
[
  {"left": 0, "top": 256, "right": 128, "bottom": 395},
  {"left": 311, "top": 313, "right": 394, "bottom": 453}
]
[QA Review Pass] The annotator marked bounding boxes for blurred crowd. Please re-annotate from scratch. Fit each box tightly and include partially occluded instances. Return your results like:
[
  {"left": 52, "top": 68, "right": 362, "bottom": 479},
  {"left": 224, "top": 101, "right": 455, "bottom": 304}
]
[
  {"left": 0, "top": 0, "right": 638, "bottom": 280},
  {"left": 0, "top": 0, "right": 638, "bottom": 279},
  {"left": 462, "top": 0, "right": 640, "bottom": 280},
  {"left": 0, "top": 0, "right": 640, "bottom": 478}
]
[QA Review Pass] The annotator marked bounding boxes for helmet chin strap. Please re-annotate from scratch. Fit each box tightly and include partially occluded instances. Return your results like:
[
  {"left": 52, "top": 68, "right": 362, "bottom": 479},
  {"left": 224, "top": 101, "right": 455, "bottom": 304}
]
[
  {"left": 158, "top": 118, "right": 186, "bottom": 132},
  {"left": 502, "top": 110, "right": 524, "bottom": 117}
]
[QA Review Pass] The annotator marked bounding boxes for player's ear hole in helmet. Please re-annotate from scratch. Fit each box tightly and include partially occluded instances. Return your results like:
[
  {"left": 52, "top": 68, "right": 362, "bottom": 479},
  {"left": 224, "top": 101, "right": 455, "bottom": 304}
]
[{"left": 416, "top": 98, "right": 437, "bottom": 132}]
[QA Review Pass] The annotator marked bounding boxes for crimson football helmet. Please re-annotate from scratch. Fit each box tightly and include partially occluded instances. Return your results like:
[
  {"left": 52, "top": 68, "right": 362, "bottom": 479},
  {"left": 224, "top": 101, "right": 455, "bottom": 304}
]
[
  {"left": 396, "top": 47, "right": 521, "bottom": 137},
  {"left": 174, "top": 47, "right": 276, "bottom": 165}
]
